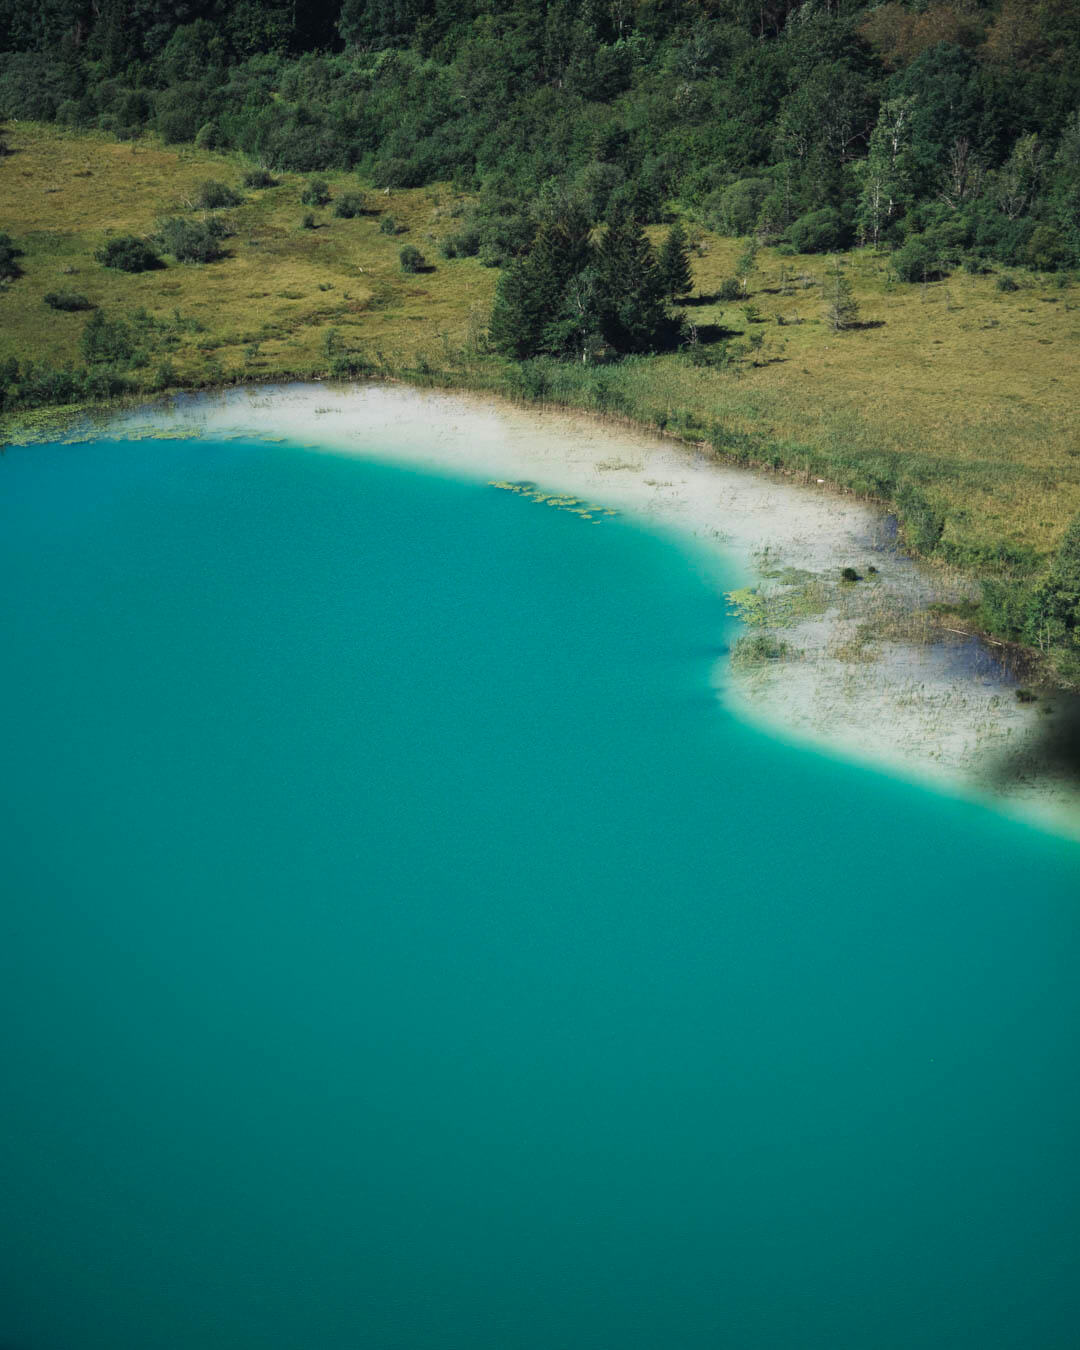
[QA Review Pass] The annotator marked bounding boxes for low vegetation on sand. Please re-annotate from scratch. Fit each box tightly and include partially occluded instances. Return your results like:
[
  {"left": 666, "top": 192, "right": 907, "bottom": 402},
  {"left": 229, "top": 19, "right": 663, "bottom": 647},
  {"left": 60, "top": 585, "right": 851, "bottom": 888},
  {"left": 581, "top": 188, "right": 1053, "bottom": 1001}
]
[{"left": 1, "top": 124, "right": 1078, "bottom": 684}]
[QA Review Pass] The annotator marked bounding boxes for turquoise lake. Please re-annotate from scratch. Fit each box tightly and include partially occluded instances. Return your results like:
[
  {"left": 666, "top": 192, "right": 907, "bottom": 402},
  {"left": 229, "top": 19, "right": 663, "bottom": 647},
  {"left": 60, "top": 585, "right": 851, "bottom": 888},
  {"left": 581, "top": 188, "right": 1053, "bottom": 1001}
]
[{"left": 2, "top": 431, "right": 1079, "bottom": 1348}]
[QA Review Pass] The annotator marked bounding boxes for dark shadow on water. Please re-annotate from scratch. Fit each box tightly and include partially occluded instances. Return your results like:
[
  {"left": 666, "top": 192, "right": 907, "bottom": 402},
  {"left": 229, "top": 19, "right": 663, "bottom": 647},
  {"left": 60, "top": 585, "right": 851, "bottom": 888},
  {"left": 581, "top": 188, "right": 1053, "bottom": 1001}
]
[{"left": 991, "top": 695, "right": 1080, "bottom": 792}]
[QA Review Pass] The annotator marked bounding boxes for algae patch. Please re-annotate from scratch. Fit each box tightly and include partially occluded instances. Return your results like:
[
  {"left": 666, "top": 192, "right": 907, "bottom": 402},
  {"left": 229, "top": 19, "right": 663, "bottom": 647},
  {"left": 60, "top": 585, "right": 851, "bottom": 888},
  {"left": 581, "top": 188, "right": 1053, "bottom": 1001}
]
[{"left": 489, "top": 480, "right": 618, "bottom": 523}]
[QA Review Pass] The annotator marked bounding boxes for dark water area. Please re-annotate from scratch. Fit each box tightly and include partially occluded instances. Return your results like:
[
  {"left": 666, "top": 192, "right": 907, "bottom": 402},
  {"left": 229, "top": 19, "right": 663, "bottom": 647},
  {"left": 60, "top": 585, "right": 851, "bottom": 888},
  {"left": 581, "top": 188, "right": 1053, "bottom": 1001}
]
[{"left": 1, "top": 435, "right": 1078, "bottom": 1348}]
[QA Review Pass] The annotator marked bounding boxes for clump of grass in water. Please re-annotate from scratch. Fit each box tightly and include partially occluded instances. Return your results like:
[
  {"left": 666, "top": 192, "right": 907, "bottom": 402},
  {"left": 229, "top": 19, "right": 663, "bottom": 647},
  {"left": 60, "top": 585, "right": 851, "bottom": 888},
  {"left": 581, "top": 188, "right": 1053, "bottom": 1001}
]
[{"left": 732, "top": 634, "right": 793, "bottom": 667}]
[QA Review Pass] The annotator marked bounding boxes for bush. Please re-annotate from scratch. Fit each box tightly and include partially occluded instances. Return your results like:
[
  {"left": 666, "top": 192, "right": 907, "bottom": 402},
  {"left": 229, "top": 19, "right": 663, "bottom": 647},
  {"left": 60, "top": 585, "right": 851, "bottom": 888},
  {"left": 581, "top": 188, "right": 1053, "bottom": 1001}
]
[
  {"left": 891, "top": 234, "right": 946, "bottom": 284},
  {"left": 195, "top": 179, "right": 242, "bottom": 209},
  {"left": 896, "top": 483, "right": 945, "bottom": 554},
  {"left": 399, "top": 245, "right": 426, "bottom": 273},
  {"left": 156, "top": 217, "right": 227, "bottom": 263},
  {"left": 243, "top": 168, "right": 277, "bottom": 189},
  {"left": 95, "top": 236, "right": 162, "bottom": 273},
  {"left": 333, "top": 192, "right": 368, "bottom": 219},
  {"left": 708, "top": 178, "right": 771, "bottom": 236},
  {"left": 787, "top": 208, "right": 845, "bottom": 254},
  {"left": 716, "top": 277, "right": 742, "bottom": 301},
  {"left": 80, "top": 309, "right": 137, "bottom": 366},
  {"left": 0, "top": 231, "right": 23, "bottom": 280},
  {"left": 300, "top": 177, "right": 331, "bottom": 206},
  {"left": 996, "top": 273, "right": 1020, "bottom": 292},
  {"left": 301, "top": 212, "right": 317, "bottom": 230},
  {"left": 379, "top": 214, "right": 399, "bottom": 235},
  {"left": 44, "top": 291, "right": 94, "bottom": 311}
]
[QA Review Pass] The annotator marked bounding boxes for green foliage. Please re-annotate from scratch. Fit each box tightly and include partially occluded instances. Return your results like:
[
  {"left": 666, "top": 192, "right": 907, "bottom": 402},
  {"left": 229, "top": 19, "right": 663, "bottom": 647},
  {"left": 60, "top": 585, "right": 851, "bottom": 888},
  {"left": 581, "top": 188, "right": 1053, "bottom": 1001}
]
[
  {"left": 333, "top": 191, "right": 368, "bottom": 218},
  {"left": 490, "top": 199, "right": 676, "bottom": 361},
  {"left": 156, "top": 215, "right": 227, "bottom": 262},
  {"left": 897, "top": 484, "right": 945, "bottom": 555},
  {"left": 243, "top": 168, "right": 277, "bottom": 188},
  {"left": 1029, "top": 515, "right": 1080, "bottom": 649},
  {"left": 398, "top": 245, "right": 426, "bottom": 273},
  {"left": 708, "top": 179, "right": 772, "bottom": 237},
  {"left": 0, "top": 230, "right": 23, "bottom": 280},
  {"left": 788, "top": 208, "right": 845, "bottom": 255},
  {"left": 300, "top": 212, "right": 316, "bottom": 230},
  {"left": 79, "top": 308, "right": 138, "bottom": 366},
  {"left": 194, "top": 179, "right": 242, "bottom": 209},
  {"left": 891, "top": 234, "right": 945, "bottom": 284},
  {"left": 44, "top": 291, "right": 94, "bottom": 311},
  {"left": 95, "top": 235, "right": 162, "bottom": 273},
  {"left": 379, "top": 214, "right": 398, "bottom": 235},
  {"left": 300, "top": 177, "right": 331, "bottom": 207},
  {"left": 658, "top": 221, "right": 693, "bottom": 301},
  {"left": 823, "top": 259, "right": 859, "bottom": 331},
  {"left": 2, "top": 1, "right": 1079, "bottom": 279}
]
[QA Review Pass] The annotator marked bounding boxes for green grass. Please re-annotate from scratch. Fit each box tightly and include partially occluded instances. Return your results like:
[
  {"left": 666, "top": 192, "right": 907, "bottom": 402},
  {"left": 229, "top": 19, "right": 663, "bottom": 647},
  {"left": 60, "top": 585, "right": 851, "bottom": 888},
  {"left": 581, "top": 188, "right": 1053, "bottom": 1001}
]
[{"left": 3, "top": 123, "right": 1079, "bottom": 669}]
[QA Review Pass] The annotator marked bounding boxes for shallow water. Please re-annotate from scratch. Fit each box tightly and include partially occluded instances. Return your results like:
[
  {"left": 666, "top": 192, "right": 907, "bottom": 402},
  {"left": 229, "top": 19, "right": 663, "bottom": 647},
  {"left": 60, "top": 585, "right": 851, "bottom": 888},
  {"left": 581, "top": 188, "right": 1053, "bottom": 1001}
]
[{"left": 1, "top": 434, "right": 1078, "bottom": 1349}]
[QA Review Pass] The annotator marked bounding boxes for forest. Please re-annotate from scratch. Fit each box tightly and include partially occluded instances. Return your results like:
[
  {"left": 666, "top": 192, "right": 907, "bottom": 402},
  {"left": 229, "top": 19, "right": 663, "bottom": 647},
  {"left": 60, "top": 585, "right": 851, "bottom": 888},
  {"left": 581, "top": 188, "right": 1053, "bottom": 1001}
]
[{"left": 2, "top": 1, "right": 1079, "bottom": 278}]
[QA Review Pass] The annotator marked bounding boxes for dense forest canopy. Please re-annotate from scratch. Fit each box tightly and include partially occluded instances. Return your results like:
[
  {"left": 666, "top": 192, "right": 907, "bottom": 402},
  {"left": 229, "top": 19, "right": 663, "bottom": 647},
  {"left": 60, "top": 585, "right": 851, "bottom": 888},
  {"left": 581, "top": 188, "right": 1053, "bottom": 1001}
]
[{"left": 2, "top": 2, "right": 1079, "bottom": 273}]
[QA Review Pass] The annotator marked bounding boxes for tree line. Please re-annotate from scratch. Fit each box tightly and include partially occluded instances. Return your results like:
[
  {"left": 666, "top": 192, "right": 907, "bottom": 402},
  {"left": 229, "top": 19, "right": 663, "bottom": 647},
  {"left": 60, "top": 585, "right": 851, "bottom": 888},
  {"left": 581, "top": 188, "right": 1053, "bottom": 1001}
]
[{"left": 1, "top": 3, "right": 1079, "bottom": 276}]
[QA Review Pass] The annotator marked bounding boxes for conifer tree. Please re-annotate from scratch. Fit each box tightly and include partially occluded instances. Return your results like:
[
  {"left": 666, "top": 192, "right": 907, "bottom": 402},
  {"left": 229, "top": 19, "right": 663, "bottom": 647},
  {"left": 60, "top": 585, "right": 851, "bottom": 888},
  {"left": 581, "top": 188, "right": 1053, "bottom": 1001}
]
[
  {"left": 592, "top": 207, "right": 672, "bottom": 353},
  {"left": 489, "top": 207, "right": 591, "bottom": 359},
  {"left": 658, "top": 220, "right": 693, "bottom": 300},
  {"left": 823, "top": 257, "right": 859, "bottom": 331}
]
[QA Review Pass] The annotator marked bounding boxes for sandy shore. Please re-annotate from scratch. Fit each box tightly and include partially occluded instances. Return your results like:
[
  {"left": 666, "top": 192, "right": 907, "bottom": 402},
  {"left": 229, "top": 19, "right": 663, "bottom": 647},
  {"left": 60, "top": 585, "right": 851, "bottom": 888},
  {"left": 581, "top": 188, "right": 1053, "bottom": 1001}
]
[{"left": 57, "top": 380, "right": 1080, "bottom": 834}]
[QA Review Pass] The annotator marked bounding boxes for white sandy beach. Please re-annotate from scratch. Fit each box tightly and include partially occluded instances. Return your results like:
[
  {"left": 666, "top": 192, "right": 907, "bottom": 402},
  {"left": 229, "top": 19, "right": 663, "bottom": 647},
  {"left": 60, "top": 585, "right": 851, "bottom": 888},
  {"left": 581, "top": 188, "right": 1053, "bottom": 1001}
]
[{"left": 69, "top": 380, "right": 1080, "bottom": 834}]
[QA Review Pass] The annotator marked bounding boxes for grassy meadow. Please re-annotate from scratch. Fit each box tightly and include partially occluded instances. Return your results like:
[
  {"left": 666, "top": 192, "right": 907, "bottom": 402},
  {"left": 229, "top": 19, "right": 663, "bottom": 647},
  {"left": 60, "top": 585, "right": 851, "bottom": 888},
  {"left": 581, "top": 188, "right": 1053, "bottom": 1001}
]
[{"left": 2, "top": 123, "right": 1079, "bottom": 629}]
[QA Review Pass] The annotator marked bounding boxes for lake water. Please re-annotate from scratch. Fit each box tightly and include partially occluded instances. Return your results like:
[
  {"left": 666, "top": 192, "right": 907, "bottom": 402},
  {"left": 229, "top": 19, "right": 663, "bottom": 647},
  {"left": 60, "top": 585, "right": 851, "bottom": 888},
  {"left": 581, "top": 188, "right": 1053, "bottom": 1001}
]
[{"left": 2, "top": 432, "right": 1078, "bottom": 1349}]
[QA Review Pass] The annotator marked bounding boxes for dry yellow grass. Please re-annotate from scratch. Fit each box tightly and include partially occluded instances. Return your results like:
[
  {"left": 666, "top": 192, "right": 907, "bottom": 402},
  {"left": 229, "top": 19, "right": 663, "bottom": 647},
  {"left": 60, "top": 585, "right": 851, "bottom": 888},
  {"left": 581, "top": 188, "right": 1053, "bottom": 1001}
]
[
  {"left": 2, "top": 123, "right": 1078, "bottom": 563},
  {"left": 0, "top": 124, "right": 496, "bottom": 379}
]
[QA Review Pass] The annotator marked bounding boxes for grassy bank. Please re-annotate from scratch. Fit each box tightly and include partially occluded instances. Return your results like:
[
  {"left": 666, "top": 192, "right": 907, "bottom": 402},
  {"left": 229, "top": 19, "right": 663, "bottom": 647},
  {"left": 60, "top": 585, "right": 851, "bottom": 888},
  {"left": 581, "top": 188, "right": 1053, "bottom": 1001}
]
[{"left": 3, "top": 124, "right": 1079, "bottom": 682}]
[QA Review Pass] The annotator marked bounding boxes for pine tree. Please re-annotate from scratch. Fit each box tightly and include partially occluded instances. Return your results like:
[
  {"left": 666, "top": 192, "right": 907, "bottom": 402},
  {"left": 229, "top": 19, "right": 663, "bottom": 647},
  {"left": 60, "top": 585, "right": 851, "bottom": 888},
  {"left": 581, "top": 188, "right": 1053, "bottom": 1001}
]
[
  {"left": 489, "top": 210, "right": 591, "bottom": 359},
  {"left": 658, "top": 220, "right": 693, "bottom": 300},
  {"left": 592, "top": 208, "right": 672, "bottom": 353},
  {"left": 823, "top": 258, "right": 859, "bottom": 331}
]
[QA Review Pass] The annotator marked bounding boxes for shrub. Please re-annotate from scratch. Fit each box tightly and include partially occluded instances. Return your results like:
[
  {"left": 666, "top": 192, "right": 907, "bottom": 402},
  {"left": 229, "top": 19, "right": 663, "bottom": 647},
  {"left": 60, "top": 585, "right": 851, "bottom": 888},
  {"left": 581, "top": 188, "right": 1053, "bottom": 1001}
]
[
  {"left": 996, "top": 273, "right": 1020, "bottom": 292},
  {"left": 301, "top": 212, "right": 317, "bottom": 230},
  {"left": 243, "top": 168, "right": 278, "bottom": 189},
  {"left": 95, "top": 236, "right": 162, "bottom": 273},
  {"left": 80, "top": 309, "right": 137, "bottom": 366},
  {"left": 195, "top": 179, "right": 242, "bottom": 209},
  {"left": 708, "top": 178, "right": 771, "bottom": 235},
  {"left": 333, "top": 192, "right": 368, "bottom": 219},
  {"left": 732, "top": 634, "right": 791, "bottom": 666},
  {"left": 44, "top": 291, "right": 94, "bottom": 311},
  {"left": 300, "top": 177, "right": 331, "bottom": 206},
  {"left": 399, "top": 245, "right": 426, "bottom": 273},
  {"left": 787, "top": 207, "right": 845, "bottom": 254},
  {"left": 896, "top": 483, "right": 945, "bottom": 554},
  {"left": 716, "top": 277, "right": 742, "bottom": 301},
  {"left": 156, "top": 217, "right": 227, "bottom": 263},
  {"left": 891, "top": 234, "right": 946, "bottom": 283},
  {"left": 0, "top": 232, "right": 23, "bottom": 280},
  {"left": 840, "top": 567, "right": 862, "bottom": 582},
  {"left": 379, "top": 214, "right": 399, "bottom": 235}
]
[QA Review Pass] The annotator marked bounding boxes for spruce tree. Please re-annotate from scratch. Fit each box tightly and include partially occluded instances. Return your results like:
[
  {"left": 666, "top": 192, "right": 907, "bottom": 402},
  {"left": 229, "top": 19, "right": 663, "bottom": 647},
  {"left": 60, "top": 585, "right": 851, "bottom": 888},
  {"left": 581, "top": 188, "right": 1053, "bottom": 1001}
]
[
  {"left": 658, "top": 220, "right": 693, "bottom": 300},
  {"left": 823, "top": 258, "right": 859, "bottom": 331},
  {"left": 593, "top": 208, "right": 672, "bottom": 353},
  {"left": 489, "top": 209, "right": 591, "bottom": 359}
]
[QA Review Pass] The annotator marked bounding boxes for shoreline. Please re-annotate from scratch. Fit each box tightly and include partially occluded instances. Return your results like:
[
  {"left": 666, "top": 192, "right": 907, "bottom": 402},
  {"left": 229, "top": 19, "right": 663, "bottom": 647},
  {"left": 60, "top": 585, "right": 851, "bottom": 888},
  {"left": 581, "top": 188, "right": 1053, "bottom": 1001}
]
[{"left": 15, "top": 378, "right": 1080, "bottom": 836}]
